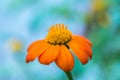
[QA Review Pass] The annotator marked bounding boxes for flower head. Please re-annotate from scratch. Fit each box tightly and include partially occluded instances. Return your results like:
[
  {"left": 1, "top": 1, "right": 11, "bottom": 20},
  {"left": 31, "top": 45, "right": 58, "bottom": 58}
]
[{"left": 26, "top": 24, "right": 92, "bottom": 72}]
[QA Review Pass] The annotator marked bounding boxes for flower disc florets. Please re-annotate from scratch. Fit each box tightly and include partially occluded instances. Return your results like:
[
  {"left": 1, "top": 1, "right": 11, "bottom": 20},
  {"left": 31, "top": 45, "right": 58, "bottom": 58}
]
[{"left": 45, "top": 24, "right": 72, "bottom": 45}]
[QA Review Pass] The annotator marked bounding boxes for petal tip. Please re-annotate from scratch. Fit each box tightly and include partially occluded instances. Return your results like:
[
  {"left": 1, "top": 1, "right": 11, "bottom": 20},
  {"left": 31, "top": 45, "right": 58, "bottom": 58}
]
[
  {"left": 25, "top": 58, "right": 30, "bottom": 63},
  {"left": 82, "top": 62, "right": 88, "bottom": 65},
  {"left": 26, "top": 61, "right": 29, "bottom": 63},
  {"left": 90, "top": 57, "right": 92, "bottom": 60}
]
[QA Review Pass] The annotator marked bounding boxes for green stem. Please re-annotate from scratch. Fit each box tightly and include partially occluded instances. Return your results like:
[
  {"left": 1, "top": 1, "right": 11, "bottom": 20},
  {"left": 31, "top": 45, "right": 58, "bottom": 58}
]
[{"left": 65, "top": 72, "right": 73, "bottom": 80}]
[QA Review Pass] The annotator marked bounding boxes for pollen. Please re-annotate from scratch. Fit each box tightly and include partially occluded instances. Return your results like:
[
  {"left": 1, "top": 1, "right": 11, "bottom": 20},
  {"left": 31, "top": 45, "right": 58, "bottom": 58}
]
[{"left": 45, "top": 24, "right": 72, "bottom": 45}]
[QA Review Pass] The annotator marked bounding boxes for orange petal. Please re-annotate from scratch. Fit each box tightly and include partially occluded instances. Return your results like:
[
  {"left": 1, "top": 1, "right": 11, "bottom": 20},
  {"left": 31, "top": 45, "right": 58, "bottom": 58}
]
[
  {"left": 81, "top": 44, "right": 92, "bottom": 59},
  {"left": 72, "top": 35, "right": 92, "bottom": 59},
  {"left": 27, "top": 40, "right": 44, "bottom": 51},
  {"left": 72, "top": 35, "right": 92, "bottom": 47},
  {"left": 71, "top": 39, "right": 92, "bottom": 59},
  {"left": 68, "top": 39, "right": 89, "bottom": 65},
  {"left": 38, "top": 45, "right": 60, "bottom": 65},
  {"left": 26, "top": 41, "right": 50, "bottom": 63},
  {"left": 55, "top": 45, "right": 74, "bottom": 72}
]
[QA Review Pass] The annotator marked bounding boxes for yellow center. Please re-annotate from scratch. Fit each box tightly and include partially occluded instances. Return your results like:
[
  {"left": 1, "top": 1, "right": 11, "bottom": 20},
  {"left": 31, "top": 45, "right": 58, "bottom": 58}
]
[{"left": 45, "top": 24, "right": 72, "bottom": 45}]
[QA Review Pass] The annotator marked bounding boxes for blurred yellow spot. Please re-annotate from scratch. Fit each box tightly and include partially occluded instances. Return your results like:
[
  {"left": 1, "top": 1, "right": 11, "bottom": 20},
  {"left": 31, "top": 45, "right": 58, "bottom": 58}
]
[
  {"left": 10, "top": 39, "right": 22, "bottom": 52},
  {"left": 92, "top": 0, "right": 107, "bottom": 12}
]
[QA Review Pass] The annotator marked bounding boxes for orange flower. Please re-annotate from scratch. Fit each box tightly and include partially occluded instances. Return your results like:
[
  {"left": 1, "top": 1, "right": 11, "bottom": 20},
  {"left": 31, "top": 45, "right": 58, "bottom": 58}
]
[{"left": 26, "top": 24, "right": 92, "bottom": 72}]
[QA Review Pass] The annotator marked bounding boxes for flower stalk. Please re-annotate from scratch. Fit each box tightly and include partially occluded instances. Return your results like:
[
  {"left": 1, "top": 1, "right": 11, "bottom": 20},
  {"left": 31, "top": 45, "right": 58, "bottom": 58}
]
[{"left": 65, "top": 71, "right": 73, "bottom": 80}]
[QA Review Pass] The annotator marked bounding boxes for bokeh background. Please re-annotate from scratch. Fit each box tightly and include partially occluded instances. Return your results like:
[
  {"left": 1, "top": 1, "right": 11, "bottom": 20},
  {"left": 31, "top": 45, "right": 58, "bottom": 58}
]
[{"left": 0, "top": 0, "right": 120, "bottom": 80}]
